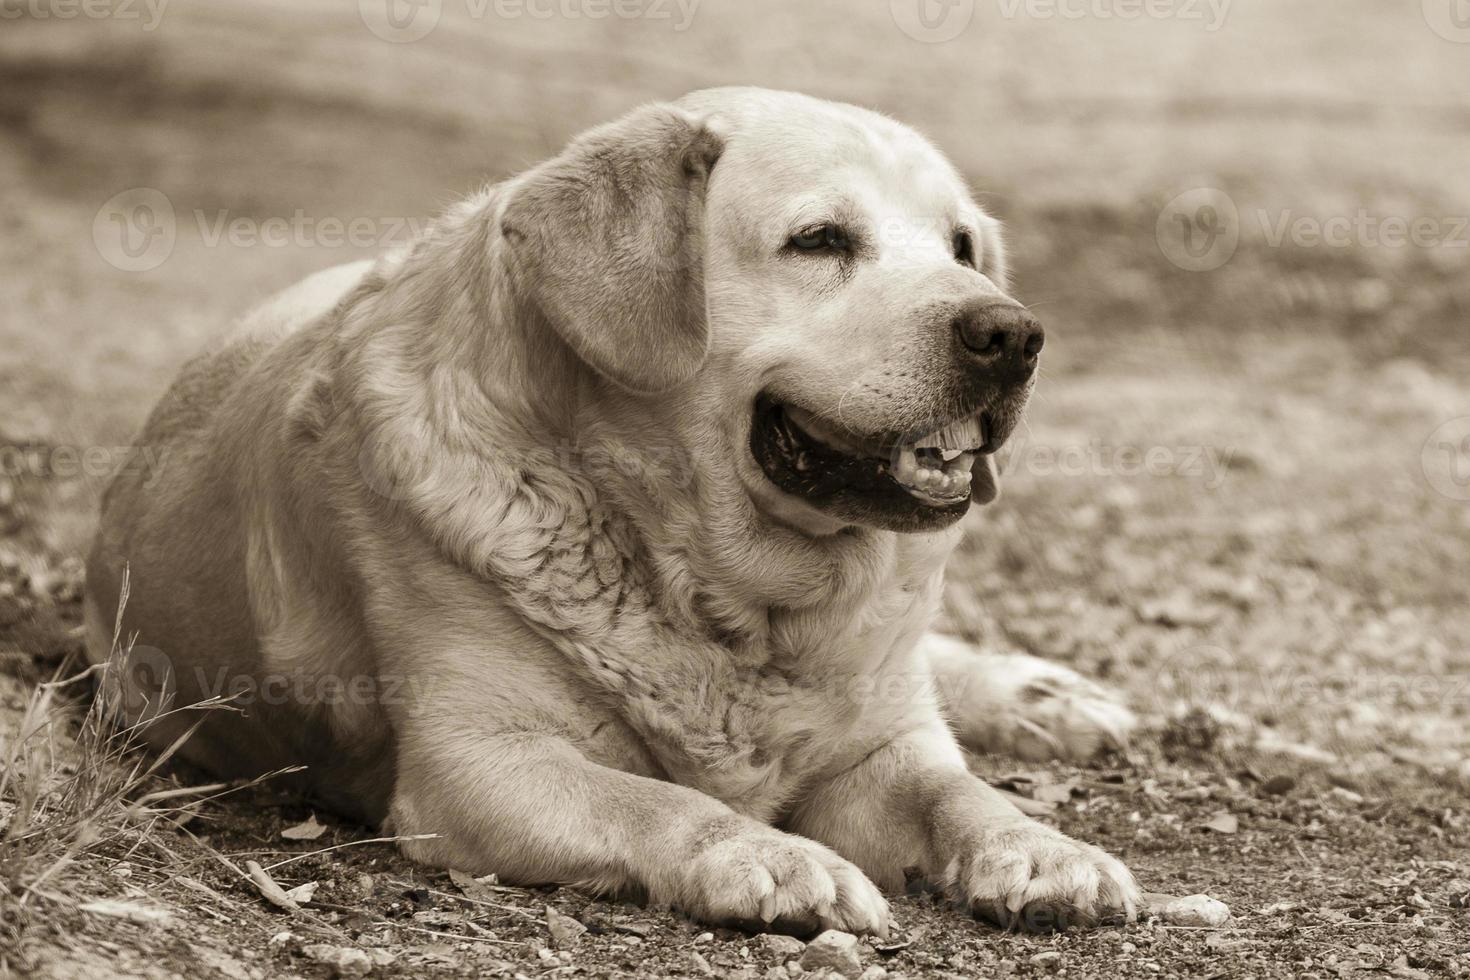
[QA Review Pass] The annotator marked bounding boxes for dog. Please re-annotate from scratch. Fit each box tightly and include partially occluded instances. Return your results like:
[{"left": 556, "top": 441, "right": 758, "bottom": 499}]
[{"left": 86, "top": 87, "right": 1139, "bottom": 934}]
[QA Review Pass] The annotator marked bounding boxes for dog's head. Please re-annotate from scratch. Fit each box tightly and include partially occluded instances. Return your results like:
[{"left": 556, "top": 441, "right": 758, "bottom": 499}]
[{"left": 501, "top": 88, "right": 1039, "bottom": 536}]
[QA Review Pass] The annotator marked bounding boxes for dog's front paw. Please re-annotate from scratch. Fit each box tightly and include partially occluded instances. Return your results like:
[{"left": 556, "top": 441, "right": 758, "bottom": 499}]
[
  {"left": 928, "top": 637, "right": 1136, "bottom": 762},
  {"left": 940, "top": 815, "right": 1139, "bottom": 930},
  {"left": 670, "top": 819, "right": 890, "bottom": 937}
]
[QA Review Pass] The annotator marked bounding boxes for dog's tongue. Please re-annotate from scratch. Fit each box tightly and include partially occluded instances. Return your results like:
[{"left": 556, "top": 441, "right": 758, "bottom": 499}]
[{"left": 970, "top": 453, "right": 1000, "bottom": 505}]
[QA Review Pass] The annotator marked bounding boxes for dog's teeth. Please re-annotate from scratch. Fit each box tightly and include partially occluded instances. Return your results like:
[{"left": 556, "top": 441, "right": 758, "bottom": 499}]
[
  {"left": 916, "top": 415, "right": 986, "bottom": 452},
  {"left": 940, "top": 448, "right": 963, "bottom": 462},
  {"left": 893, "top": 443, "right": 976, "bottom": 503}
]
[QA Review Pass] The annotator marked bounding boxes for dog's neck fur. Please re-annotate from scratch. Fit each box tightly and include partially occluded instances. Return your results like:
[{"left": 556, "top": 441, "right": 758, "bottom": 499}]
[{"left": 329, "top": 196, "right": 957, "bottom": 814}]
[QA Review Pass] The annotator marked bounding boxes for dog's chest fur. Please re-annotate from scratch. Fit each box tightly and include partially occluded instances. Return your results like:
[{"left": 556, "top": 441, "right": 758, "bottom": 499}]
[
  {"left": 453, "top": 460, "right": 956, "bottom": 820},
  {"left": 348, "top": 324, "right": 959, "bottom": 820}
]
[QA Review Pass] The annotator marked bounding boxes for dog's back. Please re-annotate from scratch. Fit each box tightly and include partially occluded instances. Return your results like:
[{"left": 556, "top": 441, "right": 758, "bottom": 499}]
[{"left": 85, "top": 259, "right": 391, "bottom": 821}]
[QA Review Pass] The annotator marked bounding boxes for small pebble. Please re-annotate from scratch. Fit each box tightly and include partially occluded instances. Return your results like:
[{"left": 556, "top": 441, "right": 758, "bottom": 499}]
[
  {"left": 302, "top": 944, "right": 371, "bottom": 979},
  {"left": 757, "top": 934, "right": 806, "bottom": 960},
  {"left": 1161, "top": 894, "right": 1231, "bottom": 927},
  {"left": 1260, "top": 774, "right": 1296, "bottom": 796},
  {"left": 800, "top": 930, "right": 864, "bottom": 979},
  {"left": 545, "top": 905, "right": 587, "bottom": 947},
  {"left": 1029, "top": 950, "right": 1063, "bottom": 971}
]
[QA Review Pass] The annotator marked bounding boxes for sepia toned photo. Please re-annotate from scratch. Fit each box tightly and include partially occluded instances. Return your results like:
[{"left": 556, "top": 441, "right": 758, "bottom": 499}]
[{"left": 1, "top": 2, "right": 1466, "bottom": 977}]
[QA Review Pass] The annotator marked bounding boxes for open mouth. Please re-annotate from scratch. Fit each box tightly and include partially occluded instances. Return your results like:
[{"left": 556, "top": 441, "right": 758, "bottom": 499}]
[{"left": 749, "top": 394, "right": 998, "bottom": 532}]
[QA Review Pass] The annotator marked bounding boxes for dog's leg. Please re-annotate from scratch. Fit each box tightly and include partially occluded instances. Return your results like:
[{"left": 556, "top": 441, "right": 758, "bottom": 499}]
[
  {"left": 789, "top": 717, "right": 1138, "bottom": 930},
  {"left": 388, "top": 732, "right": 890, "bottom": 935},
  {"left": 922, "top": 633, "right": 1136, "bottom": 763}
]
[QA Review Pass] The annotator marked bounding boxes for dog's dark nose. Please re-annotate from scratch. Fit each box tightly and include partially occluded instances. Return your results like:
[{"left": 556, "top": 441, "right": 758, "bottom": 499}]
[{"left": 955, "top": 301, "right": 1044, "bottom": 376}]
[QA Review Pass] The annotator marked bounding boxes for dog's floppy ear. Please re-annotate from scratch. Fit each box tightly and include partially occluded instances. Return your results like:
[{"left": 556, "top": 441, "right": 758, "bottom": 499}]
[{"left": 500, "top": 104, "right": 725, "bottom": 394}]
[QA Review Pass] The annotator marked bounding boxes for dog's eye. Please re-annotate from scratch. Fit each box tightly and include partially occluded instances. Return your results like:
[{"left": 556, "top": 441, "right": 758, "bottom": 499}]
[
  {"left": 953, "top": 230, "right": 976, "bottom": 268},
  {"left": 789, "top": 225, "right": 850, "bottom": 252}
]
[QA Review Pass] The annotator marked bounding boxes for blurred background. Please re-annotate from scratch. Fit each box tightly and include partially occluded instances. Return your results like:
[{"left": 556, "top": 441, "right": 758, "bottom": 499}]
[{"left": 2, "top": 0, "right": 1468, "bottom": 777}]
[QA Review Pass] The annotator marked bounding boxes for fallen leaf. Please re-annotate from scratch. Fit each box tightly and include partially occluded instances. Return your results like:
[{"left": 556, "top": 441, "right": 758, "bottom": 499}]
[
  {"left": 280, "top": 814, "right": 328, "bottom": 841},
  {"left": 246, "top": 859, "right": 300, "bottom": 912},
  {"left": 449, "top": 867, "right": 505, "bottom": 901},
  {"left": 997, "top": 787, "right": 1057, "bottom": 816},
  {"left": 1032, "top": 778, "right": 1081, "bottom": 805},
  {"left": 1201, "top": 812, "right": 1239, "bottom": 834},
  {"left": 283, "top": 881, "right": 318, "bottom": 904}
]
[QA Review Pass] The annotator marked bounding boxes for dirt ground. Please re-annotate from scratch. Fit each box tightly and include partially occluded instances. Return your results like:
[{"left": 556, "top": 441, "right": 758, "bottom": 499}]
[{"left": 2, "top": 1, "right": 1468, "bottom": 977}]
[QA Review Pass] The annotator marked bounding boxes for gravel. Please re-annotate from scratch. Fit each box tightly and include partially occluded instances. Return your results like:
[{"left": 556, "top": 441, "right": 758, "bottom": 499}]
[{"left": 800, "top": 930, "right": 864, "bottom": 978}]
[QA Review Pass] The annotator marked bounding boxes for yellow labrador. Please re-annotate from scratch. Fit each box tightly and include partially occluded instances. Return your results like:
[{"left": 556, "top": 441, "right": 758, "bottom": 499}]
[{"left": 86, "top": 88, "right": 1137, "bottom": 934}]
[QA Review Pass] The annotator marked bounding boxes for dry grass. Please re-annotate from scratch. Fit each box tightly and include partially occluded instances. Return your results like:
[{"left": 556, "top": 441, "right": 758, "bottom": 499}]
[{"left": 0, "top": 576, "right": 295, "bottom": 974}]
